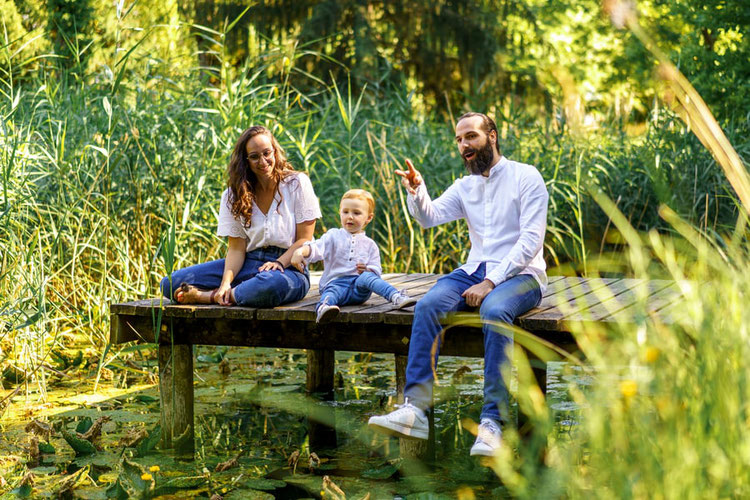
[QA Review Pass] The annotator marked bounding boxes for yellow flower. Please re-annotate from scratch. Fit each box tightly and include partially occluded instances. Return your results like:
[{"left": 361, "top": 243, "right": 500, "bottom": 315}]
[
  {"left": 141, "top": 473, "right": 153, "bottom": 481},
  {"left": 149, "top": 465, "right": 160, "bottom": 472},
  {"left": 620, "top": 379, "right": 638, "bottom": 399},
  {"left": 645, "top": 347, "right": 660, "bottom": 363}
]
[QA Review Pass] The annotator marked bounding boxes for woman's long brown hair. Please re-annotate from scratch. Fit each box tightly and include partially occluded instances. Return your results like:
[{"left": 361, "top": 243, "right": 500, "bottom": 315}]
[{"left": 226, "top": 126, "right": 295, "bottom": 226}]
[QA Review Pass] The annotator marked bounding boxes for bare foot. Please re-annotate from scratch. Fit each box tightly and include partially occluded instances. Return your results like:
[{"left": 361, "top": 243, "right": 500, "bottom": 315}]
[{"left": 175, "top": 283, "right": 216, "bottom": 304}]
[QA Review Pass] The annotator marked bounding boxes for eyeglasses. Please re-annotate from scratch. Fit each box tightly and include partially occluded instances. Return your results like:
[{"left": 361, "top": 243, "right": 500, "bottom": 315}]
[{"left": 247, "top": 149, "right": 274, "bottom": 163}]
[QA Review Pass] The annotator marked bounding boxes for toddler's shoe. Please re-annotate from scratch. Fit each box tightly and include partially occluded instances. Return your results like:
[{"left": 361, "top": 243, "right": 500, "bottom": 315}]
[
  {"left": 316, "top": 303, "right": 340, "bottom": 324},
  {"left": 390, "top": 289, "right": 417, "bottom": 309}
]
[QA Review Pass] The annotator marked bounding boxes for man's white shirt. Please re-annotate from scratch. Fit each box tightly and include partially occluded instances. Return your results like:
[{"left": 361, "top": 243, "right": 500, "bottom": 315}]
[{"left": 407, "top": 156, "right": 548, "bottom": 293}]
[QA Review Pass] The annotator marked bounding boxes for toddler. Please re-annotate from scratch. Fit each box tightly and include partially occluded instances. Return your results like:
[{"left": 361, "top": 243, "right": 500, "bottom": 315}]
[{"left": 292, "top": 189, "right": 417, "bottom": 323}]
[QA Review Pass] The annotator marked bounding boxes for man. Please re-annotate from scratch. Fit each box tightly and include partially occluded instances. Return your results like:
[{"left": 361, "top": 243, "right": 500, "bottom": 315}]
[{"left": 368, "top": 112, "right": 548, "bottom": 456}]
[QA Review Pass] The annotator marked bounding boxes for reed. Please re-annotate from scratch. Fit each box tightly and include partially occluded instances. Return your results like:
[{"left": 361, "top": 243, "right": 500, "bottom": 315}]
[{"left": 0, "top": 17, "right": 750, "bottom": 496}]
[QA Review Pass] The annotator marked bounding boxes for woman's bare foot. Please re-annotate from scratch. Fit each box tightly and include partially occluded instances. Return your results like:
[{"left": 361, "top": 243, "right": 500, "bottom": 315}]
[{"left": 175, "top": 283, "right": 217, "bottom": 304}]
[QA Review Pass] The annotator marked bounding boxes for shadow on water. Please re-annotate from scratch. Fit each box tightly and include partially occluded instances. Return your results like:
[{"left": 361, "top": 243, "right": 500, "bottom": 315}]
[{"left": 1, "top": 346, "right": 588, "bottom": 498}]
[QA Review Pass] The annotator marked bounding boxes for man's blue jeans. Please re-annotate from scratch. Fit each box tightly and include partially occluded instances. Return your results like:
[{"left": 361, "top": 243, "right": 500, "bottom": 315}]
[
  {"left": 318, "top": 272, "right": 396, "bottom": 310},
  {"left": 404, "top": 263, "right": 541, "bottom": 423},
  {"left": 160, "top": 246, "right": 309, "bottom": 307}
]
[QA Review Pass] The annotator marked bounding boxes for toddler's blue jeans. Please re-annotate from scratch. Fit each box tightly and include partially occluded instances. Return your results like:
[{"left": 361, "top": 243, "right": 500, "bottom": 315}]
[{"left": 317, "top": 272, "right": 397, "bottom": 310}]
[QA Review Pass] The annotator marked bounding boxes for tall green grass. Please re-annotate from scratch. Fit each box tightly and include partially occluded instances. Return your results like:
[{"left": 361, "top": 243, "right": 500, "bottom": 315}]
[
  {"left": 486, "top": 6, "right": 750, "bottom": 497},
  {"left": 0, "top": 14, "right": 744, "bottom": 420}
]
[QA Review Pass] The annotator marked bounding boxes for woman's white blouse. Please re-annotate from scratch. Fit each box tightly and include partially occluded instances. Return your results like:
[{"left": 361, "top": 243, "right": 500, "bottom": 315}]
[{"left": 217, "top": 172, "right": 321, "bottom": 251}]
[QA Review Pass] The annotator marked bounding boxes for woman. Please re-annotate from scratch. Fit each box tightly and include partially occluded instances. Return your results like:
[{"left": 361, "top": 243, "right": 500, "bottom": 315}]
[{"left": 160, "top": 125, "right": 320, "bottom": 307}]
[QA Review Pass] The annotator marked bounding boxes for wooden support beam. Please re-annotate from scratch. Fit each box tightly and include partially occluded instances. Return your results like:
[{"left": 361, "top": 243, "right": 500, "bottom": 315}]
[
  {"left": 395, "top": 354, "right": 434, "bottom": 461},
  {"left": 158, "top": 343, "right": 194, "bottom": 457},
  {"left": 306, "top": 349, "right": 337, "bottom": 451}
]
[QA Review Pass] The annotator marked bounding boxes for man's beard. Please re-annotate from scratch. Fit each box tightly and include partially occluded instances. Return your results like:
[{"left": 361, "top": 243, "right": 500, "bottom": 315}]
[{"left": 463, "top": 138, "right": 495, "bottom": 175}]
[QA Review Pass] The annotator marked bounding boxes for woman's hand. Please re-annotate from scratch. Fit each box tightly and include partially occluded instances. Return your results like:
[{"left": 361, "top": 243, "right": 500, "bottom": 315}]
[
  {"left": 291, "top": 248, "right": 307, "bottom": 272},
  {"left": 215, "top": 282, "right": 233, "bottom": 306},
  {"left": 259, "top": 260, "right": 285, "bottom": 272}
]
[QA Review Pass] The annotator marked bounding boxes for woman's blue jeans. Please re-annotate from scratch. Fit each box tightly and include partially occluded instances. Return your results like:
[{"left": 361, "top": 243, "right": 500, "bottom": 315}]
[
  {"left": 159, "top": 246, "right": 309, "bottom": 307},
  {"left": 318, "top": 272, "right": 396, "bottom": 310},
  {"left": 404, "top": 263, "right": 541, "bottom": 423}
]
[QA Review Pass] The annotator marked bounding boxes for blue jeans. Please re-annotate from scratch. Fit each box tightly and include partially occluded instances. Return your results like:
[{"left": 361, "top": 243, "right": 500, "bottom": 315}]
[
  {"left": 404, "top": 263, "right": 541, "bottom": 423},
  {"left": 318, "top": 272, "right": 397, "bottom": 310},
  {"left": 160, "top": 246, "right": 310, "bottom": 307}
]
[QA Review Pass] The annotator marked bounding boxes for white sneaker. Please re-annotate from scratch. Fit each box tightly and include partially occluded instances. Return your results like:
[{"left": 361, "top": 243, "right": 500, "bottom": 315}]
[
  {"left": 316, "top": 303, "right": 340, "bottom": 324},
  {"left": 390, "top": 290, "right": 417, "bottom": 309},
  {"left": 368, "top": 399, "right": 429, "bottom": 440},
  {"left": 470, "top": 418, "right": 502, "bottom": 456}
]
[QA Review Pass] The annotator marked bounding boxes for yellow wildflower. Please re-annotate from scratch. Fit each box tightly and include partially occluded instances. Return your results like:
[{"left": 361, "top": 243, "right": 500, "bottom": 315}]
[
  {"left": 620, "top": 379, "right": 638, "bottom": 399},
  {"left": 141, "top": 473, "right": 153, "bottom": 481},
  {"left": 645, "top": 347, "right": 660, "bottom": 363},
  {"left": 149, "top": 465, "right": 160, "bottom": 472}
]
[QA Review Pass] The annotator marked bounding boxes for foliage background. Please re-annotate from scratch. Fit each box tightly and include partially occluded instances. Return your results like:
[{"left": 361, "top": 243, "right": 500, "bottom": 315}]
[{"left": 1, "top": 0, "right": 749, "bottom": 497}]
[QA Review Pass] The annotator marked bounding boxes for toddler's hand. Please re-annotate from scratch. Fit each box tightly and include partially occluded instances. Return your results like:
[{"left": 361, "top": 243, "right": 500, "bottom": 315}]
[
  {"left": 356, "top": 263, "right": 367, "bottom": 274},
  {"left": 291, "top": 248, "right": 306, "bottom": 272}
]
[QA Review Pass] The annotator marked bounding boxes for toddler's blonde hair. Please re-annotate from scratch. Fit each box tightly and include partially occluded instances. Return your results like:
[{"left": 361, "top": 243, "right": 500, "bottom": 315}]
[{"left": 341, "top": 189, "right": 375, "bottom": 215}]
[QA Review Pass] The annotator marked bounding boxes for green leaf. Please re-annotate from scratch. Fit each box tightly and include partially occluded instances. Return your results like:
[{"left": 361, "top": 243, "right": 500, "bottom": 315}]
[
  {"left": 10, "top": 483, "right": 32, "bottom": 498},
  {"left": 121, "top": 458, "right": 155, "bottom": 497},
  {"left": 135, "top": 424, "right": 161, "bottom": 457},
  {"left": 62, "top": 430, "right": 97, "bottom": 456},
  {"left": 38, "top": 442, "right": 55, "bottom": 454},
  {"left": 76, "top": 417, "right": 93, "bottom": 434},
  {"left": 133, "top": 395, "right": 158, "bottom": 403},
  {"left": 361, "top": 463, "right": 398, "bottom": 479},
  {"left": 153, "top": 475, "right": 206, "bottom": 495},
  {"left": 242, "top": 478, "right": 287, "bottom": 491},
  {"left": 105, "top": 478, "right": 128, "bottom": 499}
]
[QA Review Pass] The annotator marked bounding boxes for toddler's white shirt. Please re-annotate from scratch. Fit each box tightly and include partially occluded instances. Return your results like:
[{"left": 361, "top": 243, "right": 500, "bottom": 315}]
[{"left": 304, "top": 227, "right": 382, "bottom": 289}]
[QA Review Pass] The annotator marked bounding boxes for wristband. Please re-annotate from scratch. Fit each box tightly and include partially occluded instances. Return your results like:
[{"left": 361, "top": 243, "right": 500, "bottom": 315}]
[{"left": 275, "top": 259, "right": 285, "bottom": 267}]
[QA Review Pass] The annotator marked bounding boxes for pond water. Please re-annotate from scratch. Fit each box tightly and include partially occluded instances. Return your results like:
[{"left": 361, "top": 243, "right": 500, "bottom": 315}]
[{"left": 0, "top": 346, "right": 583, "bottom": 498}]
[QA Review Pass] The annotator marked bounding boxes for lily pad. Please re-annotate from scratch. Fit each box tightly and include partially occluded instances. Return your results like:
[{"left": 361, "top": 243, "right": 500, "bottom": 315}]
[
  {"left": 133, "top": 395, "right": 158, "bottom": 403},
  {"left": 135, "top": 424, "right": 161, "bottom": 457},
  {"left": 225, "top": 489, "right": 275, "bottom": 500},
  {"left": 242, "top": 478, "right": 287, "bottom": 491},
  {"left": 38, "top": 442, "right": 56, "bottom": 454},
  {"left": 29, "top": 465, "right": 58, "bottom": 475},
  {"left": 62, "top": 430, "right": 97, "bottom": 456},
  {"left": 76, "top": 416, "right": 94, "bottom": 434},
  {"left": 361, "top": 463, "right": 398, "bottom": 479},
  {"left": 9, "top": 484, "right": 32, "bottom": 498},
  {"left": 159, "top": 475, "right": 207, "bottom": 489}
]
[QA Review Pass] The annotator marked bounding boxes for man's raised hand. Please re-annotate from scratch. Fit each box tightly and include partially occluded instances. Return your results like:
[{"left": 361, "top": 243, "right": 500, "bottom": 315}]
[{"left": 394, "top": 159, "right": 423, "bottom": 195}]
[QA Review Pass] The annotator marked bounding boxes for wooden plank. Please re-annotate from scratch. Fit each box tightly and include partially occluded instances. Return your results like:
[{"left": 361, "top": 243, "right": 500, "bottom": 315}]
[
  {"left": 256, "top": 273, "right": 428, "bottom": 321},
  {"left": 524, "top": 278, "right": 631, "bottom": 326},
  {"left": 605, "top": 282, "right": 681, "bottom": 324},
  {"left": 339, "top": 275, "right": 439, "bottom": 323},
  {"left": 519, "top": 277, "right": 618, "bottom": 331},
  {"left": 566, "top": 279, "right": 669, "bottom": 323}
]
